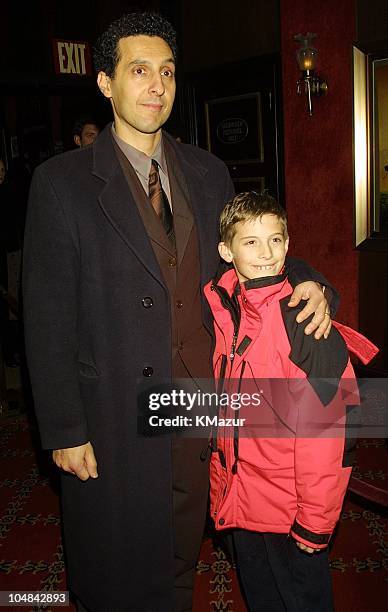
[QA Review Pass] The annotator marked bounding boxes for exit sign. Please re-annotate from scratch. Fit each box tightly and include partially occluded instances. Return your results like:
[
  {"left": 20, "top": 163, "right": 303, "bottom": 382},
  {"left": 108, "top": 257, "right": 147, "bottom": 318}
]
[{"left": 52, "top": 39, "right": 93, "bottom": 76}]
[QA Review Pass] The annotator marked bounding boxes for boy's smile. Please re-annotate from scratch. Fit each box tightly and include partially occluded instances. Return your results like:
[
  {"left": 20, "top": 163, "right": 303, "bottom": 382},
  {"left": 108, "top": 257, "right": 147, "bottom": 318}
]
[{"left": 218, "top": 214, "right": 289, "bottom": 283}]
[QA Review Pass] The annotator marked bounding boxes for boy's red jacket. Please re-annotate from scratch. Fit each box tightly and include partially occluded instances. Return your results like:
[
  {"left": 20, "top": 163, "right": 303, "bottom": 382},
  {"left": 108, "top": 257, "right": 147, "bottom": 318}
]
[{"left": 204, "top": 268, "right": 378, "bottom": 549}]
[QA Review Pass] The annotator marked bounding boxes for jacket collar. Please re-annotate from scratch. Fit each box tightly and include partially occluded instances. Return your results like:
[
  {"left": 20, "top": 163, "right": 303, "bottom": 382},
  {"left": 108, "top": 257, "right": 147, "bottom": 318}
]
[
  {"left": 206, "top": 266, "right": 291, "bottom": 319},
  {"left": 239, "top": 271, "right": 290, "bottom": 319},
  {"left": 163, "top": 132, "right": 220, "bottom": 287},
  {"left": 92, "top": 123, "right": 121, "bottom": 181},
  {"left": 210, "top": 266, "right": 288, "bottom": 294},
  {"left": 91, "top": 124, "right": 215, "bottom": 290},
  {"left": 92, "top": 124, "right": 167, "bottom": 288},
  {"left": 92, "top": 124, "right": 209, "bottom": 182}
]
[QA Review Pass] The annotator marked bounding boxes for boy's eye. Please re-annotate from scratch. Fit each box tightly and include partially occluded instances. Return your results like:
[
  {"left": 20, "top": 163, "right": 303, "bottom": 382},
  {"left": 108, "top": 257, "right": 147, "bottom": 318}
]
[
  {"left": 272, "top": 237, "right": 282, "bottom": 243},
  {"left": 133, "top": 67, "right": 146, "bottom": 75},
  {"left": 245, "top": 240, "right": 256, "bottom": 245}
]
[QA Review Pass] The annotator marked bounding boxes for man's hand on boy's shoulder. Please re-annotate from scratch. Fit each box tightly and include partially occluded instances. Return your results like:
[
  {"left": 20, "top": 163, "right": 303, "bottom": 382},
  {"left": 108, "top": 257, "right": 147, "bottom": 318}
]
[{"left": 288, "top": 281, "right": 332, "bottom": 340}]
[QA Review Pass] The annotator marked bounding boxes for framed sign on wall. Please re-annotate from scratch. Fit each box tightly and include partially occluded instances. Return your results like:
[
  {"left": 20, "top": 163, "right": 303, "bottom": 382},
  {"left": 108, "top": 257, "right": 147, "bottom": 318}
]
[{"left": 205, "top": 93, "right": 264, "bottom": 165}]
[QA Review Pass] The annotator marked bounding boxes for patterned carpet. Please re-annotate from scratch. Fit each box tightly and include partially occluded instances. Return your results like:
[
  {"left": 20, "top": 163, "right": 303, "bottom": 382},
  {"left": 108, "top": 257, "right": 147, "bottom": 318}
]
[{"left": 1, "top": 415, "right": 387, "bottom": 611}]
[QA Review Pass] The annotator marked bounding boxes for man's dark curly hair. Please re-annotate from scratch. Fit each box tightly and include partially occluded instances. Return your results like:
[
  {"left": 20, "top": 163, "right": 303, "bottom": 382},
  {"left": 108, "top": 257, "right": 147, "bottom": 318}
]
[{"left": 93, "top": 12, "right": 178, "bottom": 77}]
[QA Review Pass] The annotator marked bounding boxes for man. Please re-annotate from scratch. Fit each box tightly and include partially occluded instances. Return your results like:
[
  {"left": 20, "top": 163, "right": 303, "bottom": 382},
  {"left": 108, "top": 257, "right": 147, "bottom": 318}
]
[
  {"left": 72, "top": 116, "right": 100, "bottom": 147},
  {"left": 23, "top": 12, "right": 334, "bottom": 612}
]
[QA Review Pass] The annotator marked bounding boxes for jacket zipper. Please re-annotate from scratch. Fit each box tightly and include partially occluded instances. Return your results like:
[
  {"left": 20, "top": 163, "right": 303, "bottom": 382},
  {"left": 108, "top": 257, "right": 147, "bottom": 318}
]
[{"left": 230, "top": 332, "right": 238, "bottom": 362}]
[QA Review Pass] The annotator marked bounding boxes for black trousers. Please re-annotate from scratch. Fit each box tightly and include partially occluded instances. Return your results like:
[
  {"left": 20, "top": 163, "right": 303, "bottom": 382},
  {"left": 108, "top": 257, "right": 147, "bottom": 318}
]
[{"left": 233, "top": 530, "right": 334, "bottom": 612}]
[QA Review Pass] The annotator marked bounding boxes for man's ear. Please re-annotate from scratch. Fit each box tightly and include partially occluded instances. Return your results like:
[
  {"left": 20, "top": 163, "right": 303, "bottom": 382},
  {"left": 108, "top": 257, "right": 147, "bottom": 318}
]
[
  {"left": 97, "top": 72, "right": 112, "bottom": 98},
  {"left": 218, "top": 242, "right": 233, "bottom": 263},
  {"left": 74, "top": 135, "right": 81, "bottom": 147}
]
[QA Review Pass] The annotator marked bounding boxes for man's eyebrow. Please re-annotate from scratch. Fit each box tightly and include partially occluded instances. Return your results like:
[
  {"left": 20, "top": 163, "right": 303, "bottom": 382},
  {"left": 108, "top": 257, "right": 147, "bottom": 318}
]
[{"left": 127, "top": 58, "right": 176, "bottom": 67}]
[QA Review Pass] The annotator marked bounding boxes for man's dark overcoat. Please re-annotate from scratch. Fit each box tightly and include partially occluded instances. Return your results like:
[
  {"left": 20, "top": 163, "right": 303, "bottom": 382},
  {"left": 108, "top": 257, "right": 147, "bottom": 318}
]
[{"left": 23, "top": 125, "right": 234, "bottom": 611}]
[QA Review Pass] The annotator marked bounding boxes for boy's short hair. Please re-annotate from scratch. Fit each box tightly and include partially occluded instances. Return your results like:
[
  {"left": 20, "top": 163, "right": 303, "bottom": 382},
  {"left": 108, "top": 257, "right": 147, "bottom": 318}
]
[{"left": 219, "top": 191, "right": 288, "bottom": 244}]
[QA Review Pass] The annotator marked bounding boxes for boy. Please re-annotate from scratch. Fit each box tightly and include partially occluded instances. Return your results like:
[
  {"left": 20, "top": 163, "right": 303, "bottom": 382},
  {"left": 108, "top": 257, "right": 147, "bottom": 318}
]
[{"left": 204, "top": 192, "right": 377, "bottom": 611}]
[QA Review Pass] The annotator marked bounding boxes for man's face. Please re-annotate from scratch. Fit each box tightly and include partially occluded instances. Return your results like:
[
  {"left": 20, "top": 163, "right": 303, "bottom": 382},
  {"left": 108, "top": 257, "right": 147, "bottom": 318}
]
[
  {"left": 97, "top": 35, "right": 176, "bottom": 143},
  {"left": 0, "top": 160, "right": 5, "bottom": 185},
  {"left": 75, "top": 123, "right": 100, "bottom": 147},
  {"left": 219, "top": 214, "right": 289, "bottom": 283}
]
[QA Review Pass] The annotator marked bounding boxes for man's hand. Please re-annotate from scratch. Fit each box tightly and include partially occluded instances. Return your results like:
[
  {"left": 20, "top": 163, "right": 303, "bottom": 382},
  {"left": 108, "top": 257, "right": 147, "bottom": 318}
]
[
  {"left": 288, "top": 282, "right": 332, "bottom": 340},
  {"left": 52, "top": 442, "right": 98, "bottom": 481},
  {"left": 295, "top": 541, "right": 319, "bottom": 554}
]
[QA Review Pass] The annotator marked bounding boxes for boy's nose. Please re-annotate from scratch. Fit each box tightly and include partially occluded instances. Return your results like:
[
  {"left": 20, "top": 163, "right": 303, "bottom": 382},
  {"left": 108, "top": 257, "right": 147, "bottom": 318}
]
[{"left": 258, "top": 244, "right": 272, "bottom": 259}]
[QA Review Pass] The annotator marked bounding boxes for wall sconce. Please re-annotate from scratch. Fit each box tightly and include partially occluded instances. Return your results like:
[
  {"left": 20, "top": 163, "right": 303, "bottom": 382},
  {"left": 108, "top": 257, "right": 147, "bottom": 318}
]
[{"left": 294, "top": 33, "right": 328, "bottom": 116}]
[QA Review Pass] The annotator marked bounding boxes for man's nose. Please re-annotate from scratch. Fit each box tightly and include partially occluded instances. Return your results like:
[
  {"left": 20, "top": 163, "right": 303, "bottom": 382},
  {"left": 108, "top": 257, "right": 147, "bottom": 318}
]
[{"left": 149, "top": 73, "right": 165, "bottom": 96}]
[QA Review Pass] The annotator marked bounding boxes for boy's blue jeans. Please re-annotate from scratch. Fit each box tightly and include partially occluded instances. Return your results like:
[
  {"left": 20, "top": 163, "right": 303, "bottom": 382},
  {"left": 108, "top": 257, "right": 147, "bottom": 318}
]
[{"left": 233, "top": 530, "right": 334, "bottom": 612}]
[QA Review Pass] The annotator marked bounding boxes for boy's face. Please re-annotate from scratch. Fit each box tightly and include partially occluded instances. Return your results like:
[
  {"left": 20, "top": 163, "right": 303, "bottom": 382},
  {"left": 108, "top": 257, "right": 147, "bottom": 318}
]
[{"left": 218, "top": 214, "right": 289, "bottom": 283}]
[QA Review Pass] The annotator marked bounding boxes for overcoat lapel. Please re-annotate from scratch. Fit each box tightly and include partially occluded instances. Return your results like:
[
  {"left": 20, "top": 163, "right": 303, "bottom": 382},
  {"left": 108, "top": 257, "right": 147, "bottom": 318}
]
[
  {"left": 92, "top": 126, "right": 218, "bottom": 289},
  {"left": 163, "top": 133, "right": 217, "bottom": 285},
  {"left": 92, "top": 126, "right": 167, "bottom": 288},
  {"left": 163, "top": 138, "right": 193, "bottom": 266},
  {"left": 113, "top": 140, "right": 175, "bottom": 257}
]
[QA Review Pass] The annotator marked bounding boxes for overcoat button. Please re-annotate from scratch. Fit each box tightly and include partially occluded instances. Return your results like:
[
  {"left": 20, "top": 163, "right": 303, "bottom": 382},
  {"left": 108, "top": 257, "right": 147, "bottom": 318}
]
[
  {"left": 219, "top": 518, "right": 225, "bottom": 525},
  {"left": 168, "top": 256, "right": 177, "bottom": 267},
  {"left": 143, "top": 367, "right": 154, "bottom": 377},
  {"left": 142, "top": 297, "right": 153, "bottom": 308},
  {"left": 176, "top": 300, "right": 183, "bottom": 308}
]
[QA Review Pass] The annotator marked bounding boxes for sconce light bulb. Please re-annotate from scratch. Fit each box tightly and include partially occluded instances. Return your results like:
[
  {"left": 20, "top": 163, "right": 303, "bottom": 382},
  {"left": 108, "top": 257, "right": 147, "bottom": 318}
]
[{"left": 297, "top": 47, "right": 318, "bottom": 72}]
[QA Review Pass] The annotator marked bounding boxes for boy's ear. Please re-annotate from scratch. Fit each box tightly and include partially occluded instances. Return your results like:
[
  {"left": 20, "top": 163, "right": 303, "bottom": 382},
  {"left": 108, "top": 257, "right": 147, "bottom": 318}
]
[
  {"left": 285, "top": 237, "right": 289, "bottom": 254},
  {"left": 218, "top": 242, "right": 233, "bottom": 263}
]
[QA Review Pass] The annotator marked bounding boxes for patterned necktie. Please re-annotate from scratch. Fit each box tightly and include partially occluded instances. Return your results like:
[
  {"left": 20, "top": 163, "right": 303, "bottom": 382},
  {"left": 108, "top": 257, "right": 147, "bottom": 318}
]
[{"left": 148, "top": 159, "right": 175, "bottom": 246}]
